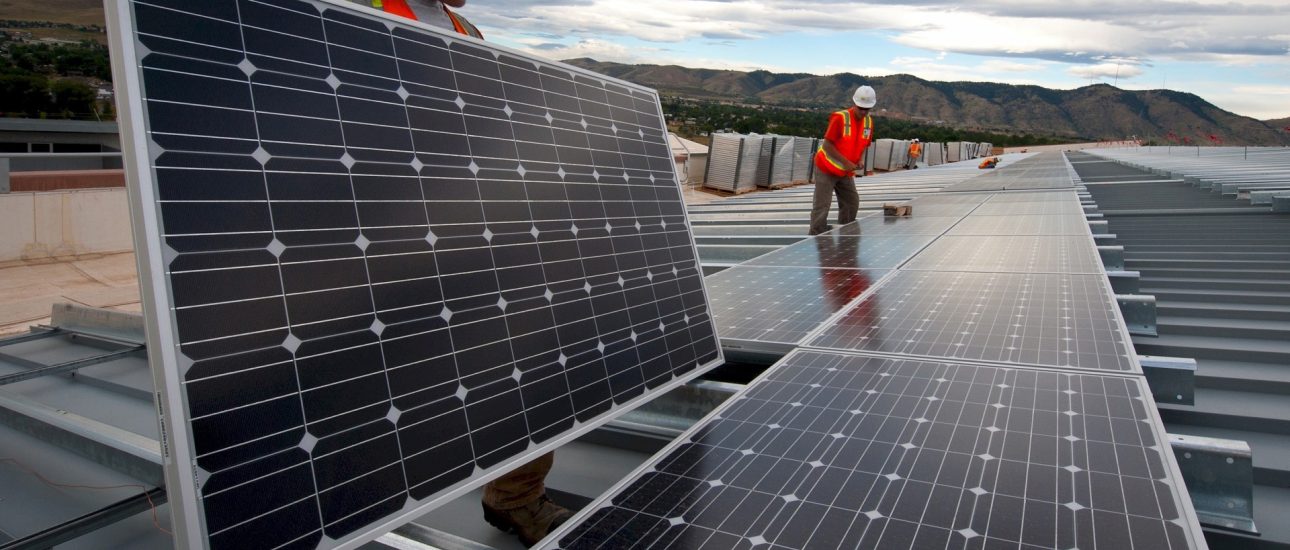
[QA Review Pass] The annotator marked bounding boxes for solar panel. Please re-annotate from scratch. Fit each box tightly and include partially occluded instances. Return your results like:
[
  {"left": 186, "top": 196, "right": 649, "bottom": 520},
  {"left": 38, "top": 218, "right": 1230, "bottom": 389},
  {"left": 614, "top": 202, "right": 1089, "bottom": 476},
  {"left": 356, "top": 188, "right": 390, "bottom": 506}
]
[
  {"left": 706, "top": 266, "right": 889, "bottom": 353},
  {"left": 903, "top": 236, "right": 1104, "bottom": 274},
  {"left": 745, "top": 235, "right": 936, "bottom": 270},
  {"left": 805, "top": 271, "right": 1136, "bottom": 373},
  {"left": 948, "top": 215, "right": 1091, "bottom": 236},
  {"left": 544, "top": 349, "right": 1203, "bottom": 550},
  {"left": 106, "top": 1, "right": 722, "bottom": 547}
]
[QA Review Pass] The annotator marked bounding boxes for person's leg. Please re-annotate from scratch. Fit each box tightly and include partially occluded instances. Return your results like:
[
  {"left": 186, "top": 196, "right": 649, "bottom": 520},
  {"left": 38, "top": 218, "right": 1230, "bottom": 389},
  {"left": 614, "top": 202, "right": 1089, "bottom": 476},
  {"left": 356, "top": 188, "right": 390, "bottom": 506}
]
[
  {"left": 835, "top": 175, "right": 860, "bottom": 225},
  {"left": 808, "top": 170, "right": 836, "bottom": 235},
  {"left": 483, "top": 452, "right": 553, "bottom": 510},
  {"left": 482, "top": 452, "right": 570, "bottom": 546}
]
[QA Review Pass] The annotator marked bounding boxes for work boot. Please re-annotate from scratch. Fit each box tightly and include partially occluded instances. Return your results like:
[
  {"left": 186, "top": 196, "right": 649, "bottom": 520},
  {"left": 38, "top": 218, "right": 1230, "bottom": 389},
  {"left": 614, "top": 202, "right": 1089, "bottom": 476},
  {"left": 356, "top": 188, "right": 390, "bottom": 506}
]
[{"left": 482, "top": 493, "right": 572, "bottom": 546}]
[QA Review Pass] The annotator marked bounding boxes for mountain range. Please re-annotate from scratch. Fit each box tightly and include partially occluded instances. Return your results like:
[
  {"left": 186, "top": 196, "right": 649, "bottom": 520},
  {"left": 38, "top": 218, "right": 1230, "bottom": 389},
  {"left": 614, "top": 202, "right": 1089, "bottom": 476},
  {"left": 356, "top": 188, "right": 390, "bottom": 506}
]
[{"left": 564, "top": 59, "right": 1289, "bottom": 146}]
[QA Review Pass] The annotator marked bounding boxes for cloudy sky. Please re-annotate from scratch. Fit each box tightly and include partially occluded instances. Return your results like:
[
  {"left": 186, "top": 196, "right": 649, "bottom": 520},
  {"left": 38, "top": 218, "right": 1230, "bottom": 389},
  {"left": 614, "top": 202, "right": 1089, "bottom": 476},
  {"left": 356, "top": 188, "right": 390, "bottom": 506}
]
[{"left": 460, "top": 0, "right": 1290, "bottom": 120}]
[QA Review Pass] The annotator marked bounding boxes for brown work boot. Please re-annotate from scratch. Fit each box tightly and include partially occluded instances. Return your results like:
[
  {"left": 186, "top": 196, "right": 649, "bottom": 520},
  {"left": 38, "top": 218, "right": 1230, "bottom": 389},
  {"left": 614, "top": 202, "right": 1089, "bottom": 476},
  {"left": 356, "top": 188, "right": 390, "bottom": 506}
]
[{"left": 482, "top": 493, "right": 572, "bottom": 547}]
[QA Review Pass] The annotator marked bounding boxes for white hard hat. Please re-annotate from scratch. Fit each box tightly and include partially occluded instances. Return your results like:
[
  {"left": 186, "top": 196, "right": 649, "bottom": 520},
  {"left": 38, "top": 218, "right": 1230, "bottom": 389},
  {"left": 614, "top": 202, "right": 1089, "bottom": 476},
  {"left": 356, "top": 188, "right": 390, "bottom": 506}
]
[{"left": 853, "top": 85, "right": 877, "bottom": 108}]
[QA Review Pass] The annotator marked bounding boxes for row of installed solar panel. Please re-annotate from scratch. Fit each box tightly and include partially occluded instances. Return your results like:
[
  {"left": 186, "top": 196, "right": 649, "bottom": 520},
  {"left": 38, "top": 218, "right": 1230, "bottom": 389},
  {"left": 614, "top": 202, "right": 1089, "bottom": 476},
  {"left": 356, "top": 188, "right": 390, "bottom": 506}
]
[{"left": 545, "top": 152, "right": 1207, "bottom": 549}]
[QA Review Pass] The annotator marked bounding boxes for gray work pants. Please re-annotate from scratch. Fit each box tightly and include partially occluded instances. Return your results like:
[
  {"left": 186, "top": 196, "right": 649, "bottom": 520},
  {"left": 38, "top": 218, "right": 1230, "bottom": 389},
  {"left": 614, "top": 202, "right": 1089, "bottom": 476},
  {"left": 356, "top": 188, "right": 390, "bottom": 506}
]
[{"left": 809, "top": 169, "right": 859, "bottom": 235}]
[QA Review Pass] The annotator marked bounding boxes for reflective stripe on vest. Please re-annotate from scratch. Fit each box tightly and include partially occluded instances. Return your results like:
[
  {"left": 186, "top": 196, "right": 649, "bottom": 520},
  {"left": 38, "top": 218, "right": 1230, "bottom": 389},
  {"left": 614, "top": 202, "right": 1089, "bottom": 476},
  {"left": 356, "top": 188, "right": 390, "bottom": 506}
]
[{"left": 373, "top": 0, "right": 417, "bottom": 19}]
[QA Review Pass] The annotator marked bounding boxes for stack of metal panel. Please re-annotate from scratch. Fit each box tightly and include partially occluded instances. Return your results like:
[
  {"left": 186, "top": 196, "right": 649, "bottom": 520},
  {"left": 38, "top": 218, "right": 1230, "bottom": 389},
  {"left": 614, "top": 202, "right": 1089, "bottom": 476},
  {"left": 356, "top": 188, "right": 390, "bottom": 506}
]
[
  {"left": 924, "top": 141, "right": 946, "bottom": 165},
  {"left": 737, "top": 135, "right": 765, "bottom": 191},
  {"left": 791, "top": 137, "right": 817, "bottom": 185},
  {"left": 871, "top": 139, "right": 897, "bottom": 171},
  {"left": 754, "top": 135, "right": 776, "bottom": 188},
  {"left": 703, "top": 133, "right": 745, "bottom": 192},
  {"left": 979, "top": 142, "right": 994, "bottom": 157},
  {"left": 947, "top": 141, "right": 972, "bottom": 162},
  {"left": 769, "top": 136, "right": 792, "bottom": 186}
]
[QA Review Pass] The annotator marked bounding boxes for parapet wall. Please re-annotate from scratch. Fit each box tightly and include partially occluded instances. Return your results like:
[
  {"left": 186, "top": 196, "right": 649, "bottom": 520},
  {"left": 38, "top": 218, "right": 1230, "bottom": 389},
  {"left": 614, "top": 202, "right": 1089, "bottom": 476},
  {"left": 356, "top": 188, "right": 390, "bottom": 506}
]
[{"left": 0, "top": 187, "right": 133, "bottom": 263}]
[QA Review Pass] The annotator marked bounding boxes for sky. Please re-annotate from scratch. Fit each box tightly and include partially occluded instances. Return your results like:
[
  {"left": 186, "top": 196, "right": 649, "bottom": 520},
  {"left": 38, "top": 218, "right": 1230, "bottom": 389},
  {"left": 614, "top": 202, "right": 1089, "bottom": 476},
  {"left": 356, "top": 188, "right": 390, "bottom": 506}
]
[{"left": 459, "top": 0, "right": 1290, "bottom": 121}]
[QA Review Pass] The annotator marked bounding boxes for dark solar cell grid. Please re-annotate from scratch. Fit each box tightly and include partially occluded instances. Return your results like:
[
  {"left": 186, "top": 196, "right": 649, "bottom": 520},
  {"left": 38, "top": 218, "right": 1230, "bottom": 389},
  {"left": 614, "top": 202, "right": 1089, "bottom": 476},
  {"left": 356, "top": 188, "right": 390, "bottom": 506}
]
[
  {"left": 112, "top": 0, "right": 721, "bottom": 547},
  {"left": 550, "top": 350, "right": 1194, "bottom": 550}
]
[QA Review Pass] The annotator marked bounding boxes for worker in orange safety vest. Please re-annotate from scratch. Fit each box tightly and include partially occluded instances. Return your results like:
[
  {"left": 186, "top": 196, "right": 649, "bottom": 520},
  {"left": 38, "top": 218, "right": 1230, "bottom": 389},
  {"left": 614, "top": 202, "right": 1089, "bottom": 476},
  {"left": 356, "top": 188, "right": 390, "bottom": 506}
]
[
  {"left": 907, "top": 139, "right": 922, "bottom": 169},
  {"left": 809, "top": 85, "right": 876, "bottom": 235},
  {"left": 368, "top": 0, "right": 483, "bottom": 38}
]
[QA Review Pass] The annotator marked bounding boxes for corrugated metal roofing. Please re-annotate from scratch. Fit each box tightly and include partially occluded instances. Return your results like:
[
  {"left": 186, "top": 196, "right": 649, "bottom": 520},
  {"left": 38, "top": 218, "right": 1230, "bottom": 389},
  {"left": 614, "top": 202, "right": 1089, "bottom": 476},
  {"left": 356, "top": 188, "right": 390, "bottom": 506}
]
[{"left": 1072, "top": 149, "right": 1290, "bottom": 549}]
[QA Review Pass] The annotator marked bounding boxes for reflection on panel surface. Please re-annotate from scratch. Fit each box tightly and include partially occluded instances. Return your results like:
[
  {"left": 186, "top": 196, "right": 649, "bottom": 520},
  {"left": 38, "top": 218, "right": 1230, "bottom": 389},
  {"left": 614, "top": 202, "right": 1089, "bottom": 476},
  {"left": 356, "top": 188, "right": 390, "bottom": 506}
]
[
  {"left": 806, "top": 271, "right": 1135, "bottom": 372},
  {"left": 746, "top": 234, "right": 934, "bottom": 270},
  {"left": 708, "top": 266, "right": 887, "bottom": 346}
]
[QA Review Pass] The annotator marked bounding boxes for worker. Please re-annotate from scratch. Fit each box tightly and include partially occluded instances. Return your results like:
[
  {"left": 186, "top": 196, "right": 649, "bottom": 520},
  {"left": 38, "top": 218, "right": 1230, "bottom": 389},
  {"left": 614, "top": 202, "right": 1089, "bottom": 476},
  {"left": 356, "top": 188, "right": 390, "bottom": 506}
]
[
  {"left": 979, "top": 157, "right": 999, "bottom": 169},
  {"left": 355, "top": 1, "right": 569, "bottom": 545},
  {"left": 907, "top": 139, "right": 922, "bottom": 169},
  {"left": 366, "top": 0, "right": 483, "bottom": 38},
  {"left": 809, "top": 85, "right": 876, "bottom": 235}
]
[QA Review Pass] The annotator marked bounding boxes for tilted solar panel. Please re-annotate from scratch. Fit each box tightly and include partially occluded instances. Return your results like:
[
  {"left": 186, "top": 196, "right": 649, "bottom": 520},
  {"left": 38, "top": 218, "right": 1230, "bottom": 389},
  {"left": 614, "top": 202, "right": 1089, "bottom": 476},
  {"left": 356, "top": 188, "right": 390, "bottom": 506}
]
[{"left": 106, "top": 0, "right": 721, "bottom": 547}]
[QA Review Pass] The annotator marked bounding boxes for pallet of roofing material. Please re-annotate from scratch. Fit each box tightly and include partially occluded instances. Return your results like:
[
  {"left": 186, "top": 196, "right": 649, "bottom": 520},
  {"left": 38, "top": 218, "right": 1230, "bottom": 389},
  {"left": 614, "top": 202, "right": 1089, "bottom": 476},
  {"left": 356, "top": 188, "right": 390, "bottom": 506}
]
[
  {"left": 861, "top": 143, "right": 876, "bottom": 176},
  {"left": 734, "top": 134, "right": 764, "bottom": 193},
  {"left": 979, "top": 142, "right": 993, "bottom": 156},
  {"left": 767, "top": 135, "right": 797, "bottom": 188},
  {"left": 754, "top": 134, "right": 776, "bottom": 188},
  {"left": 893, "top": 139, "right": 910, "bottom": 169},
  {"left": 784, "top": 137, "right": 819, "bottom": 187},
  {"left": 947, "top": 141, "right": 971, "bottom": 162},
  {"left": 871, "top": 139, "right": 896, "bottom": 171},
  {"left": 924, "top": 142, "right": 946, "bottom": 165},
  {"left": 702, "top": 132, "right": 744, "bottom": 192}
]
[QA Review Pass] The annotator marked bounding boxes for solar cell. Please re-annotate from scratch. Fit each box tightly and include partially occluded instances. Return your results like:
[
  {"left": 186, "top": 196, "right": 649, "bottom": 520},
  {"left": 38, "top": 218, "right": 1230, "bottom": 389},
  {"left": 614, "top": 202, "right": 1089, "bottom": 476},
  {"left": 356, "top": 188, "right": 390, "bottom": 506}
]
[
  {"left": 745, "top": 234, "right": 936, "bottom": 270},
  {"left": 107, "top": 0, "right": 721, "bottom": 547},
  {"left": 706, "top": 266, "right": 889, "bottom": 352},
  {"left": 805, "top": 271, "right": 1136, "bottom": 373},
  {"left": 903, "top": 235, "right": 1104, "bottom": 274},
  {"left": 545, "top": 350, "right": 1202, "bottom": 550}
]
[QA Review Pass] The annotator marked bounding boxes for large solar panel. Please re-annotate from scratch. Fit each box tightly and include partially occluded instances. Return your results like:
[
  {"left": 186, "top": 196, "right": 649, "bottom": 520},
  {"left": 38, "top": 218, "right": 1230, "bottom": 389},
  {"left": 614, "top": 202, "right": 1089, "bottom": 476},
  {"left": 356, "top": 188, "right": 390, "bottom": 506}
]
[
  {"left": 745, "top": 234, "right": 936, "bottom": 270},
  {"left": 106, "top": 1, "right": 722, "bottom": 547},
  {"left": 706, "top": 266, "right": 889, "bottom": 353},
  {"left": 544, "top": 350, "right": 1203, "bottom": 550},
  {"left": 903, "top": 235, "right": 1104, "bottom": 274},
  {"left": 805, "top": 271, "right": 1136, "bottom": 372}
]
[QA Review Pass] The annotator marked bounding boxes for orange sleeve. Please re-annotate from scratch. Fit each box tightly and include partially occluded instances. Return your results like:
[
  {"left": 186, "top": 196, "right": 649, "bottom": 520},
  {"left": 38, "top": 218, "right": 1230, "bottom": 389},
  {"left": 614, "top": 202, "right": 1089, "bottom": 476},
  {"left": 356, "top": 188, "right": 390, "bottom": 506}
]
[{"left": 822, "top": 112, "right": 843, "bottom": 143}]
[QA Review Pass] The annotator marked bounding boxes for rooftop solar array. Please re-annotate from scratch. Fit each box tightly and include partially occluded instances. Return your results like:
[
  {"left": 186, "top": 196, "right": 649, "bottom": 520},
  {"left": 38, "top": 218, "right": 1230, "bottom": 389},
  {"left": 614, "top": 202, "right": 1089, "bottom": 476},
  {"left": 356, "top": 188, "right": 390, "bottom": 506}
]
[
  {"left": 549, "top": 350, "right": 1200, "bottom": 550},
  {"left": 947, "top": 154, "right": 1079, "bottom": 192},
  {"left": 546, "top": 152, "right": 1205, "bottom": 549},
  {"left": 106, "top": 0, "right": 723, "bottom": 547}
]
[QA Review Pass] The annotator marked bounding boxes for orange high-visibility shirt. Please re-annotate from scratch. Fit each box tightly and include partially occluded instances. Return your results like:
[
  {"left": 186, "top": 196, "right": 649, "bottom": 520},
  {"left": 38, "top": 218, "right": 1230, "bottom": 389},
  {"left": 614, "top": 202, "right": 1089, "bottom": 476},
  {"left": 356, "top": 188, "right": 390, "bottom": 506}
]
[
  {"left": 814, "top": 109, "right": 873, "bottom": 177},
  {"left": 909, "top": 142, "right": 922, "bottom": 157},
  {"left": 371, "top": 0, "right": 484, "bottom": 39}
]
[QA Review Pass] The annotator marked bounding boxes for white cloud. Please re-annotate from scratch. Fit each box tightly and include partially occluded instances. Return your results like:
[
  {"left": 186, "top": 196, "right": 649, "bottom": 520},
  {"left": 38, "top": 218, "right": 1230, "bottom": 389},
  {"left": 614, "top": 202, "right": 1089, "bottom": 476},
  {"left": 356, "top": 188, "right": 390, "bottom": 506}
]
[{"left": 1067, "top": 63, "right": 1146, "bottom": 80}]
